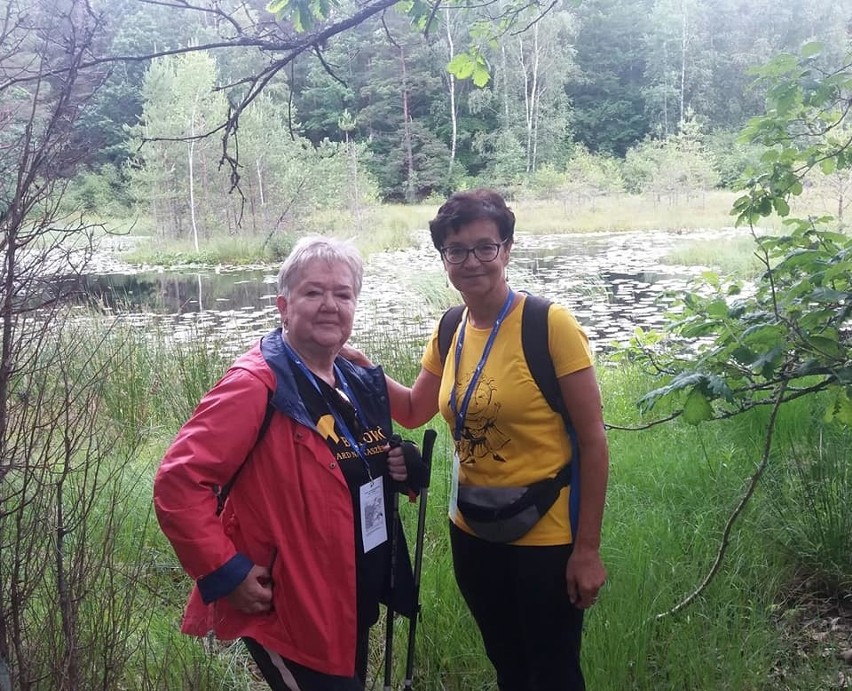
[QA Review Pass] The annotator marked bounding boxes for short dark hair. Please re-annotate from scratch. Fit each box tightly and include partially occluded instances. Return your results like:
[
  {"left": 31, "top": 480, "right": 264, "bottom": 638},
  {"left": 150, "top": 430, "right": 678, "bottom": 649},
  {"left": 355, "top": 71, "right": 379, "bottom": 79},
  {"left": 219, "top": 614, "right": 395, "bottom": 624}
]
[{"left": 428, "top": 189, "right": 515, "bottom": 250}]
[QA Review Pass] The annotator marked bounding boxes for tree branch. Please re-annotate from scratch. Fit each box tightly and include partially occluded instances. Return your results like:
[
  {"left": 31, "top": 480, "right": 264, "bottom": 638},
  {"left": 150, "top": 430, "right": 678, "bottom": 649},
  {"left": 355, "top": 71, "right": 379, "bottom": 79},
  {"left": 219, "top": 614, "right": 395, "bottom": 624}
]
[{"left": 655, "top": 379, "right": 789, "bottom": 620}]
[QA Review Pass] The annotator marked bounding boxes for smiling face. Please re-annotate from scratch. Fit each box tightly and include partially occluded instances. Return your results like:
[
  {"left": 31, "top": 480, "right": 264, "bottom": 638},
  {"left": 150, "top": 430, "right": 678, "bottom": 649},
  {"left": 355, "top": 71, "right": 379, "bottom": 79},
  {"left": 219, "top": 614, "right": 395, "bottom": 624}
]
[
  {"left": 442, "top": 218, "right": 512, "bottom": 302},
  {"left": 276, "top": 258, "right": 357, "bottom": 358}
]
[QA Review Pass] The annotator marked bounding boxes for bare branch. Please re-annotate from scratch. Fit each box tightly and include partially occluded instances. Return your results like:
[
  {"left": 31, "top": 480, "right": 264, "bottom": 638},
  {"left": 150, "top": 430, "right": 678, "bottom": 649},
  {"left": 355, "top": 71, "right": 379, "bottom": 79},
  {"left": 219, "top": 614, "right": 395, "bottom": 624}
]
[
  {"left": 422, "top": 0, "right": 443, "bottom": 37},
  {"left": 138, "top": 0, "right": 245, "bottom": 35},
  {"left": 510, "top": 0, "right": 558, "bottom": 36},
  {"left": 655, "top": 380, "right": 789, "bottom": 620},
  {"left": 312, "top": 43, "right": 347, "bottom": 87}
]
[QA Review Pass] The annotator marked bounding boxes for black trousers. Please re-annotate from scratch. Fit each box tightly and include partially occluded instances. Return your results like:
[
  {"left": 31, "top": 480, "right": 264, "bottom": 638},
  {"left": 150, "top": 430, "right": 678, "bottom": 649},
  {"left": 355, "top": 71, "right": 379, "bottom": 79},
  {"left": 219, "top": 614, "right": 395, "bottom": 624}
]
[
  {"left": 450, "top": 522, "right": 586, "bottom": 691},
  {"left": 243, "top": 631, "right": 369, "bottom": 691}
]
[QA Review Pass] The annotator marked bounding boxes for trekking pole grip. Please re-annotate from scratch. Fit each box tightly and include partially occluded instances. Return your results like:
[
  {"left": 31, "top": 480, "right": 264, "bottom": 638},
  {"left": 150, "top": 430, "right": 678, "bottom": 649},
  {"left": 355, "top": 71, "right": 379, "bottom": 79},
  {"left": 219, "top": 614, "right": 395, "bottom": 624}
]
[{"left": 420, "top": 429, "right": 436, "bottom": 488}]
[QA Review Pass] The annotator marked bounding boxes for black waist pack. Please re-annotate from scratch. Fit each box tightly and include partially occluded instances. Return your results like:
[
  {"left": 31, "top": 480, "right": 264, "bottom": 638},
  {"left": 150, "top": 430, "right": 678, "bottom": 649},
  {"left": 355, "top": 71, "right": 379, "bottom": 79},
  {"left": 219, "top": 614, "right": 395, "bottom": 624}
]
[{"left": 457, "top": 464, "right": 571, "bottom": 543}]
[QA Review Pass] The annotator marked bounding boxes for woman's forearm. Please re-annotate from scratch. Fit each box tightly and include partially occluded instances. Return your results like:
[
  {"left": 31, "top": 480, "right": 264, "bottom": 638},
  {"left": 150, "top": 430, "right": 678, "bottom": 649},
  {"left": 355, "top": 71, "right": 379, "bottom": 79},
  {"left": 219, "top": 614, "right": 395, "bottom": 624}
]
[{"left": 386, "top": 369, "right": 441, "bottom": 429}]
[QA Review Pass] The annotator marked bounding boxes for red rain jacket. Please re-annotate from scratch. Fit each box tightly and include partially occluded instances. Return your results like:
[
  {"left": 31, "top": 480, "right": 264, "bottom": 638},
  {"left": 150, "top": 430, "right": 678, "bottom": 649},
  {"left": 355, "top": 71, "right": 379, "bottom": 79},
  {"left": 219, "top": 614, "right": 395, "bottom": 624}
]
[{"left": 154, "top": 337, "right": 393, "bottom": 676}]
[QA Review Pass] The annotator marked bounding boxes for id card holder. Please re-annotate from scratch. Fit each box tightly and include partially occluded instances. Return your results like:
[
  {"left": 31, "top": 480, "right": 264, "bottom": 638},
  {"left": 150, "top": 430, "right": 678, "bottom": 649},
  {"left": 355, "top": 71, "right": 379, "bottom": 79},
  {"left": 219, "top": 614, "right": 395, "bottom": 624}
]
[
  {"left": 449, "top": 450, "right": 460, "bottom": 521},
  {"left": 360, "top": 477, "right": 388, "bottom": 552}
]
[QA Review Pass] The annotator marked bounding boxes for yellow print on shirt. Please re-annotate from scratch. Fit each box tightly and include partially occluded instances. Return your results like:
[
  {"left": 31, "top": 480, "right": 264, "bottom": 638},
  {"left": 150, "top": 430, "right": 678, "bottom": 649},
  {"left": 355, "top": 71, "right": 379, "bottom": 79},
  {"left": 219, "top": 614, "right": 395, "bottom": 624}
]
[
  {"left": 316, "top": 414, "right": 340, "bottom": 445},
  {"left": 318, "top": 414, "right": 389, "bottom": 462},
  {"left": 458, "top": 375, "right": 511, "bottom": 464}
]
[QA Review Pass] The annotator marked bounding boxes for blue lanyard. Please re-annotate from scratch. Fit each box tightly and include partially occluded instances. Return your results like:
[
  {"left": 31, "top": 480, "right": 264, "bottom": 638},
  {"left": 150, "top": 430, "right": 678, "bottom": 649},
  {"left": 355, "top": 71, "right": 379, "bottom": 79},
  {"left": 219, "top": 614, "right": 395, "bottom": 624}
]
[
  {"left": 283, "top": 341, "right": 373, "bottom": 478},
  {"left": 449, "top": 290, "right": 515, "bottom": 441}
]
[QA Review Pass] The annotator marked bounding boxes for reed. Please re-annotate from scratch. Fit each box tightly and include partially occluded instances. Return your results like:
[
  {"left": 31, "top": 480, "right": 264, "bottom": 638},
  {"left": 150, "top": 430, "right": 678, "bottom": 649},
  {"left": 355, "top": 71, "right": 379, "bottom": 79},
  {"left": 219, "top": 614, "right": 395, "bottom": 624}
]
[{"left": 123, "top": 234, "right": 290, "bottom": 267}]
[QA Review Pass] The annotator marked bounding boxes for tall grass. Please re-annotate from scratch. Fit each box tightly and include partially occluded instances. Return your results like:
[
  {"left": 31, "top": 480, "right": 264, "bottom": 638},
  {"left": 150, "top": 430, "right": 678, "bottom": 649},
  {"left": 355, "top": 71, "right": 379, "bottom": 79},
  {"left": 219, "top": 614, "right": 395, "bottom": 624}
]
[
  {"left": 759, "top": 428, "right": 852, "bottom": 594},
  {"left": 357, "top": 321, "right": 849, "bottom": 690},
  {"left": 344, "top": 192, "right": 758, "bottom": 238},
  {"left": 661, "top": 234, "right": 768, "bottom": 277},
  {"left": 124, "top": 234, "right": 297, "bottom": 268},
  {"left": 10, "top": 319, "right": 846, "bottom": 688}
]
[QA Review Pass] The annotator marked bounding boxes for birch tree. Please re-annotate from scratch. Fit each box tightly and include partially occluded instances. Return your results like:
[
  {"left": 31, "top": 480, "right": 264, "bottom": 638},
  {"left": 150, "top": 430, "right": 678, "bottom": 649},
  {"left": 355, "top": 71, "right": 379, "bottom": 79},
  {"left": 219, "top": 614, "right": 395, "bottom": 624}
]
[{"left": 482, "top": 7, "right": 576, "bottom": 175}]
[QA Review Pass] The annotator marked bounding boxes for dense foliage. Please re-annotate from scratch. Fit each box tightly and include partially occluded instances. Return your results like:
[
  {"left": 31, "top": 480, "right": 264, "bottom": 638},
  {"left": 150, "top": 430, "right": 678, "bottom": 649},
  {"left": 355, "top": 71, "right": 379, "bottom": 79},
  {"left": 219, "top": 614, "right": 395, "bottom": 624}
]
[
  {"left": 22, "top": 0, "right": 850, "bottom": 241},
  {"left": 620, "top": 43, "right": 852, "bottom": 611},
  {"left": 633, "top": 43, "right": 852, "bottom": 427}
]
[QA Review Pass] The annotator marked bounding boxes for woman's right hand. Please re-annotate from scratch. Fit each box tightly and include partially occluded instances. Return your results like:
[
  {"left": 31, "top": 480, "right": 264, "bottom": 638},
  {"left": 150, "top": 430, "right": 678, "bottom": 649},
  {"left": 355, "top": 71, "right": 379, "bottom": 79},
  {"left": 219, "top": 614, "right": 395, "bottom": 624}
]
[{"left": 226, "top": 564, "right": 273, "bottom": 614}]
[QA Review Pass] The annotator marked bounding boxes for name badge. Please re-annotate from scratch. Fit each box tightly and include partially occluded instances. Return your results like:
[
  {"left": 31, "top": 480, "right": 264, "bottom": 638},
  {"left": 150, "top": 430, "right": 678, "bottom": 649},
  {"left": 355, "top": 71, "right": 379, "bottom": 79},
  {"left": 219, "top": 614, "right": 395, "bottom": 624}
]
[{"left": 360, "top": 477, "right": 388, "bottom": 552}]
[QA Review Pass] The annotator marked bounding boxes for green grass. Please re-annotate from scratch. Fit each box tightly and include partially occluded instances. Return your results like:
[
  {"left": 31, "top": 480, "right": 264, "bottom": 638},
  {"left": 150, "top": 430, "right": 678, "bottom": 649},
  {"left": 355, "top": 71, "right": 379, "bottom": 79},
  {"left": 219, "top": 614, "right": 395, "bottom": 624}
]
[
  {"left": 123, "top": 234, "right": 292, "bottom": 267},
  {"left": 355, "top": 191, "right": 763, "bottom": 236},
  {"left": 511, "top": 191, "right": 751, "bottom": 234},
  {"left": 99, "top": 190, "right": 772, "bottom": 269},
  {"left": 661, "top": 233, "right": 768, "bottom": 277},
  {"left": 4, "top": 320, "right": 849, "bottom": 689}
]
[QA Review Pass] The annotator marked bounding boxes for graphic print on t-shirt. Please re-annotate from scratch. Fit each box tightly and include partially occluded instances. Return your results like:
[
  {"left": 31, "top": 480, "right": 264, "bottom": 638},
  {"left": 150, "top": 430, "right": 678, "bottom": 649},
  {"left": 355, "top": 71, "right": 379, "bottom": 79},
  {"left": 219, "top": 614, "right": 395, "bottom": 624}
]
[
  {"left": 457, "top": 372, "right": 511, "bottom": 464},
  {"left": 295, "top": 372, "right": 388, "bottom": 467},
  {"left": 315, "top": 413, "right": 340, "bottom": 446},
  {"left": 314, "top": 408, "right": 387, "bottom": 463}
]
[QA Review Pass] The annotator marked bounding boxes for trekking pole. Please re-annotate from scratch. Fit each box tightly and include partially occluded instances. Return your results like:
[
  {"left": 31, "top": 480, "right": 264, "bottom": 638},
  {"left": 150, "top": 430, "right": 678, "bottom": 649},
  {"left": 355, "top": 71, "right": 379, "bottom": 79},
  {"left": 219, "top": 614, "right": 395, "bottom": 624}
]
[
  {"left": 403, "top": 428, "right": 436, "bottom": 691},
  {"left": 384, "top": 434, "right": 403, "bottom": 691}
]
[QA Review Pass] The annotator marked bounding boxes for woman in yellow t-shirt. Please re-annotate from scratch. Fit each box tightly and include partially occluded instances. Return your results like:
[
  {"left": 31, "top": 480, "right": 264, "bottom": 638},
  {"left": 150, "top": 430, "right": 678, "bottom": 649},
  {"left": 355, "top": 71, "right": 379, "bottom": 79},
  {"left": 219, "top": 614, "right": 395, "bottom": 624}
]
[{"left": 350, "top": 189, "right": 609, "bottom": 690}]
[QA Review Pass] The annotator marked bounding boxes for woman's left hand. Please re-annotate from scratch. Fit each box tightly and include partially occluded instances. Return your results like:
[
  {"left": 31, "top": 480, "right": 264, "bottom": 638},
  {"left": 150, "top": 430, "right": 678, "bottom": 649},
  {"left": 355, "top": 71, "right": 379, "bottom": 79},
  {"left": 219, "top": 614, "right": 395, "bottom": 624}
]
[{"left": 387, "top": 444, "right": 408, "bottom": 482}]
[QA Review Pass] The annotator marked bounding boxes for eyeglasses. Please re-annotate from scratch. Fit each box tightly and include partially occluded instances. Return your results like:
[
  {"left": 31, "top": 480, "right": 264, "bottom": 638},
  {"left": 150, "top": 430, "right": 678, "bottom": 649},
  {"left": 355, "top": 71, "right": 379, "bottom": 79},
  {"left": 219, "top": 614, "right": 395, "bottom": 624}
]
[{"left": 439, "top": 241, "right": 505, "bottom": 265}]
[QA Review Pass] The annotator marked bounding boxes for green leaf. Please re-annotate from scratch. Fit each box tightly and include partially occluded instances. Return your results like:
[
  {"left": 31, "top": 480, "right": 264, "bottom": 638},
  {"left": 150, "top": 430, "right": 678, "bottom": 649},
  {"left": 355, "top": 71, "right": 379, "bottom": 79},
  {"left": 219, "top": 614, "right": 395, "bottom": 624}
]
[
  {"left": 820, "top": 157, "right": 837, "bottom": 175},
  {"left": 801, "top": 41, "right": 824, "bottom": 59},
  {"left": 706, "top": 299, "right": 728, "bottom": 319},
  {"left": 808, "top": 334, "right": 842, "bottom": 358},
  {"left": 773, "top": 197, "right": 790, "bottom": 216},
  {"left": 292, "top": 4, "right": 307, "bottom": 30},
  {"left": 637, "top": 372, "right": 707, "bottom": 412},
  {"left": 794, "top": 358, "right": 823, "bottom": 376},
  {"left": 704, "top": 375, "right": 734, "bottom": 402},
  {"left": 741, "top": 322, "right": 785, "bottom": 347},
  {"left": 266, "top": 0, "right": 290, "bottom": 15},
  {"left": 732, "top": 346, "right": 757, "bottom": 366},
  {"left": 751, "top": 345, "right": 784, "bottom": 379},
  {"left": 448, "top": 50, "right": 490, "bottom": 87},
  {"left": 824, "top": 387, "right": 852, "bottom": 425},
  {"left": 447, "top": 54, "right": 475, "bottom": 80},
  {"left": 472, "top": 65, "right": 491, "bottom": 88},
  {"left": 683, "top": 389, "right": 714, "bottom": 425}
]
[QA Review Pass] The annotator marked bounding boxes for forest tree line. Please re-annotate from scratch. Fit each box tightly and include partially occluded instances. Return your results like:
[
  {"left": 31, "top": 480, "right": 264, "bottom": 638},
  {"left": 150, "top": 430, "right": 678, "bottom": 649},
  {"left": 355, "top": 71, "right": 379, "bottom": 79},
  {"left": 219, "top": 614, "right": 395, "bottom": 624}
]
[{"left": 7, "top": 0, "right": 852, "bottom": 240}]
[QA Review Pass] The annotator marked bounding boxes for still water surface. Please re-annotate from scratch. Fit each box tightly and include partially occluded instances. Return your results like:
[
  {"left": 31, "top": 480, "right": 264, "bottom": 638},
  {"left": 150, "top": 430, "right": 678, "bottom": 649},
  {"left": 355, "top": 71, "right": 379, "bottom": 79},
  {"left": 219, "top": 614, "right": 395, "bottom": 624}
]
[{"left": 73, "top": 229, "right": 738, "bottom": 354}]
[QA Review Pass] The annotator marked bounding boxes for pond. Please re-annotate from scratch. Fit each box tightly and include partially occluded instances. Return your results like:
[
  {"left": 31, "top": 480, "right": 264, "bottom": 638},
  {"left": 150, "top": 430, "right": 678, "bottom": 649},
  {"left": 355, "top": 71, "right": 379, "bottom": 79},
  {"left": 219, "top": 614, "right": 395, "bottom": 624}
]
[{"left": 66, "top": 228, "right": 743, "bottom": 355}]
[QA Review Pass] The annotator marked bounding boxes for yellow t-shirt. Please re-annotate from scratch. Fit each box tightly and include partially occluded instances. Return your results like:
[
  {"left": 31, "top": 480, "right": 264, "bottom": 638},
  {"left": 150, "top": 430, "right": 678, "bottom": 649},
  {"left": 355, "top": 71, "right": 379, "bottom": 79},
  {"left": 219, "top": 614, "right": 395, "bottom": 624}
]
[{"left": 422, "top": 294, "right": 593, "bottom": 545}]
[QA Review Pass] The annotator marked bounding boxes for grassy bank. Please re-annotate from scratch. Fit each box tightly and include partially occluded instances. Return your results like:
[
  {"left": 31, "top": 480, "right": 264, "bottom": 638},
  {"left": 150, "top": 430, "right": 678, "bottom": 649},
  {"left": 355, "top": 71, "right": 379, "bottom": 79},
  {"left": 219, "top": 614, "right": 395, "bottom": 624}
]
[
  {"left": 109, "top": 190, "right": 776, "bottom": 269},
  {"left": 103, "top": 181, "right": 848, "bottom": 270},
  {"left": 3, "top": 317, "right": 848, "bottom": 689}
]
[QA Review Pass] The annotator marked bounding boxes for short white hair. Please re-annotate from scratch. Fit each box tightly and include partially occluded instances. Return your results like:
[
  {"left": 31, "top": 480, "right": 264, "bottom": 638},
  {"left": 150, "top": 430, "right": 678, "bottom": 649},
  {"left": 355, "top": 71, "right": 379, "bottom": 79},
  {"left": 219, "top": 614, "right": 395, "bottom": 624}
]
[{"left": 276, "top": 236, "right": 363, "bottom": 298}]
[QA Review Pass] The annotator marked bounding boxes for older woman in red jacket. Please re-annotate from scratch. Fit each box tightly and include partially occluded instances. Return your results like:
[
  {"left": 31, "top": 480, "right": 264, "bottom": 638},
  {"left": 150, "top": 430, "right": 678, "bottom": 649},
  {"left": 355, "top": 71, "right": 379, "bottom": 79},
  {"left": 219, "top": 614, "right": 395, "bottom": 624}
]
[{"left": 154, "top": 236, "right": 421, "bottom": 690}]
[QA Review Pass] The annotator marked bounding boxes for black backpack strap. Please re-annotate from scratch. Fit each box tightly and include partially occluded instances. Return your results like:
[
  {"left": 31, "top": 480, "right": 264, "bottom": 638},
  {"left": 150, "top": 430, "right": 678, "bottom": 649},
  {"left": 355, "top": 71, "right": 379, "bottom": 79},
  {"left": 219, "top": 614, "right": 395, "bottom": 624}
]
[
  {"left": 215, "top": 390, "right": 275, "bottom": 516},
  {"left": 520, "top": 293, "right": 582, "bottom": 535},
  {"left": 437, "top": 305, "right": 466, "bottom": 365},
  {"left": 520, "top": 294, "right": 563, "bottom": 415}
]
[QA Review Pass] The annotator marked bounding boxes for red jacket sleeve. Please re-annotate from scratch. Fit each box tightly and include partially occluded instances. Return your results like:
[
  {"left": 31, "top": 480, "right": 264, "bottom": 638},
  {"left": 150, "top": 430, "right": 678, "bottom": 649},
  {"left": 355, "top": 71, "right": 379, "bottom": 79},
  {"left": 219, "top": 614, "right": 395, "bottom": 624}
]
[{"left": 153, "top": 366, "right": 271, "bottom": 588}]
